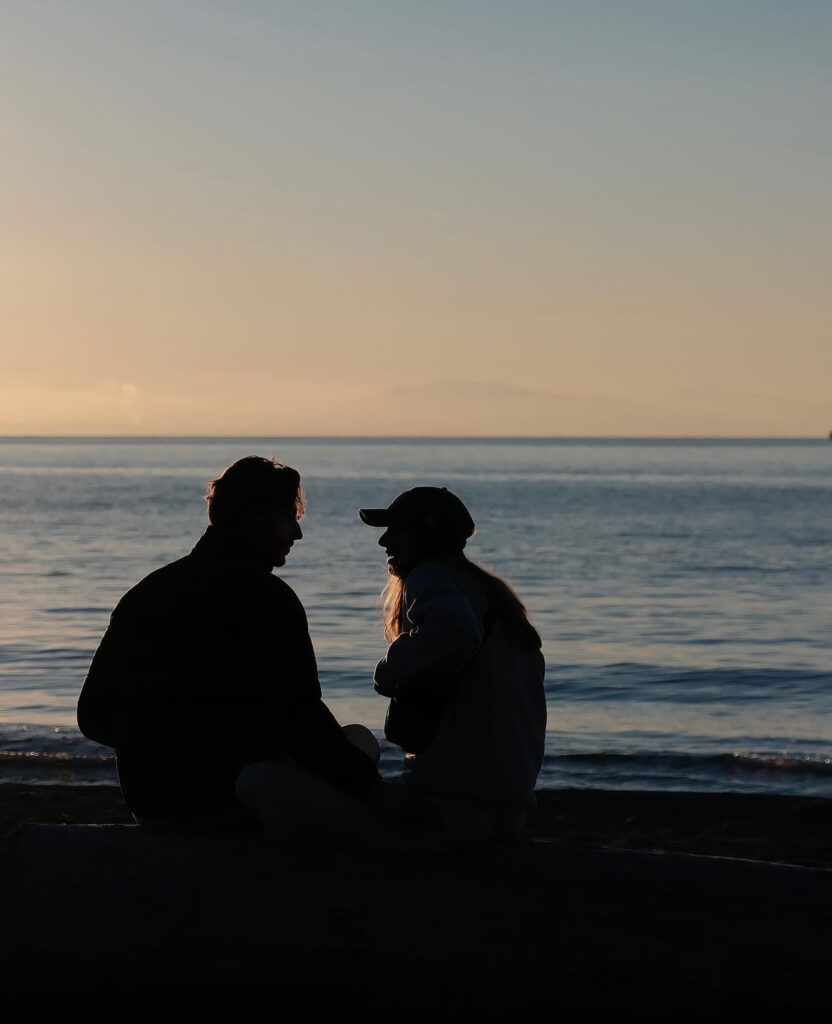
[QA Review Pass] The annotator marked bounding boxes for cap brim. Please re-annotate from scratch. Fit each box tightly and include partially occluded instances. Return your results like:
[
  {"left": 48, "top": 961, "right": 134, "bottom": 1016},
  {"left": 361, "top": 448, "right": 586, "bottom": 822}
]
[{"left": 358, "top": 508, "right": 390, "bottom": 526}]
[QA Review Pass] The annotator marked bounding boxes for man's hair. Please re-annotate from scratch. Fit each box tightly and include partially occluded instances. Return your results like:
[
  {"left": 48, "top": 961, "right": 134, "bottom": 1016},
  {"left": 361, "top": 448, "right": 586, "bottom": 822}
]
[{"left": 205, "top": 456, "right": 304, "bottom": 528}]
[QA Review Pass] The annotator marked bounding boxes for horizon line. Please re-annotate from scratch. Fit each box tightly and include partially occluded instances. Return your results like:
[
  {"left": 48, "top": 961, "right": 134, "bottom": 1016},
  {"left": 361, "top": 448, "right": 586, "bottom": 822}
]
[{"left": 0, "top": 433, "right": 826, "bottom": 443}]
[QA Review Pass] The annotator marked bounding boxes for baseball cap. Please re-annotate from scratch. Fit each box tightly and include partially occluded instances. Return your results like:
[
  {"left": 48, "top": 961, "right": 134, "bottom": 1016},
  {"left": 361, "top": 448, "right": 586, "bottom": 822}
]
[{"left": 358, "top": 486, "right": 475, "bottom": 542}]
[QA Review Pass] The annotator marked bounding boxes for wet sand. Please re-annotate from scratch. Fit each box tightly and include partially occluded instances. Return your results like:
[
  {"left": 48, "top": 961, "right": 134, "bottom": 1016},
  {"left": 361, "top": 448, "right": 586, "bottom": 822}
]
[{"left": 2, "top": 782, "right": 829, "bottom": 867}]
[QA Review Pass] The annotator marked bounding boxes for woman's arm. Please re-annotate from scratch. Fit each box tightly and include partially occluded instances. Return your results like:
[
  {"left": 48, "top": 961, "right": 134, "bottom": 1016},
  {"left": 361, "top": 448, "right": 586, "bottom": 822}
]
[{"left": 373, "top": 561, "right": 485, "bottom": 699}]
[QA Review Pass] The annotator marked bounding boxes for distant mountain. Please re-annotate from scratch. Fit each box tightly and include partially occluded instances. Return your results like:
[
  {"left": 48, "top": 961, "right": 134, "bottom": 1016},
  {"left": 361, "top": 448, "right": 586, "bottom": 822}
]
[
  {"left": 286, "top": 378, "right": 825, "bottom": 436},
  {"left": 327, "top": 379, "right": 644, "bottom": 435}
]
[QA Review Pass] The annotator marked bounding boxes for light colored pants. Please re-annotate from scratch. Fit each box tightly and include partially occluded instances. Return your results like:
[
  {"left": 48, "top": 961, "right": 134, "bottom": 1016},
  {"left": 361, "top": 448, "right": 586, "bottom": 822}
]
[
  {"left": 235, "top": 724, "right": 507, "bottom": 856},
  {"left": 133, "top": 724, "right": 380, "bottom": 837},
  {"left": 235, "top": 723, "right": 390, "bottom": 851}
]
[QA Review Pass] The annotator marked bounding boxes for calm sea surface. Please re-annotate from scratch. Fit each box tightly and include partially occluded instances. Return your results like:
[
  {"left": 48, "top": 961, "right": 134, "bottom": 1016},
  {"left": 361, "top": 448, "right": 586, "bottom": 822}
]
[{"left": 0, "top": 437, "right": 829, "bottom": 796}]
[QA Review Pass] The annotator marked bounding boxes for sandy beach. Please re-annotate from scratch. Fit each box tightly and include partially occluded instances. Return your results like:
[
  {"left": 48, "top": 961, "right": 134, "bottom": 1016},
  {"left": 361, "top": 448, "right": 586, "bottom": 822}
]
[
  {"left": 2, "top": 783, "right": 830, "bottom": 1018},
  {"left": 2, "top": 782, "right": 829, "bottom": 868}
]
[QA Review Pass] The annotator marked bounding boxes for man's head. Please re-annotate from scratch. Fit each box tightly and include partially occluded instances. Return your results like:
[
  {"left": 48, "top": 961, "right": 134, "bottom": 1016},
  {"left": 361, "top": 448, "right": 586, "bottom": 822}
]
[{"left": 206, "top": 456, "right": 304, "bottom": 567}]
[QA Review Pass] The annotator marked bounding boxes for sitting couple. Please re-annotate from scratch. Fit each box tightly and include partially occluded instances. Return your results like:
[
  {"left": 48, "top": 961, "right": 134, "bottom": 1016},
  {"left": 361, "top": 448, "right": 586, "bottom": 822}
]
[{"left": 77, "top": 456, "right": 547, "bottom": 855}]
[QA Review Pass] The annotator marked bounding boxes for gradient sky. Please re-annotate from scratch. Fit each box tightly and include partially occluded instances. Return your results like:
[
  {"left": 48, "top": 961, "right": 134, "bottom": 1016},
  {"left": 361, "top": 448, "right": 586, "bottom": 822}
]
[{"left": 2, "top": 1, "right": 830, "bottom": 435}]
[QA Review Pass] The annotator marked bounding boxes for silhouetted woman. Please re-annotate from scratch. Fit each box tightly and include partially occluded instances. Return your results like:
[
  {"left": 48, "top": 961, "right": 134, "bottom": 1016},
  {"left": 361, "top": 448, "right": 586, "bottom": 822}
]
[{"left": 359, "top": 486, "right": 547, "bottom": 845}]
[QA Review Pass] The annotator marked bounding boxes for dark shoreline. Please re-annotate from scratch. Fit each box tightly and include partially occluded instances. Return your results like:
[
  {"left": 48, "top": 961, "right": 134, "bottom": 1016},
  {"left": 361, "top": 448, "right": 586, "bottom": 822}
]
[{"left": 2, "top": 782, "right": 829, "bottom": 868}]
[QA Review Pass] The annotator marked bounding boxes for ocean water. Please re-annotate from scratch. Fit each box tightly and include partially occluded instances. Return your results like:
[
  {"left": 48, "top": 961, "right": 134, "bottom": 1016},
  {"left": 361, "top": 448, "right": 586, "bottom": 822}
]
[{"left": 0, "top": 436, "right": 830, "bottom": 797}]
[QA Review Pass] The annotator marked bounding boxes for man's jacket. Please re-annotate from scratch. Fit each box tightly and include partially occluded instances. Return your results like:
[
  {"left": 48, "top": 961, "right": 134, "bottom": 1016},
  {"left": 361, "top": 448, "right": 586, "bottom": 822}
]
[{"left": 78, "top": 525, "right": 378, "bottom": 817}]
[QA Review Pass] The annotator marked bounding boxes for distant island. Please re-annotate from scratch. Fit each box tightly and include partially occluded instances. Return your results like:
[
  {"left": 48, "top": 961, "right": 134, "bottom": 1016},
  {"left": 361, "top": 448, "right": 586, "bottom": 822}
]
[{"left": 273, "top": 379, "right": 832, "bottom": 439}]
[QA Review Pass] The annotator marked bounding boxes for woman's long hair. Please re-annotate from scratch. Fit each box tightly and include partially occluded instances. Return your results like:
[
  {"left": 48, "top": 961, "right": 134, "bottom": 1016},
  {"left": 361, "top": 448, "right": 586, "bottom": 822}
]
[{"left": 381, "top": 553, "right": 542, "bottom": 652}]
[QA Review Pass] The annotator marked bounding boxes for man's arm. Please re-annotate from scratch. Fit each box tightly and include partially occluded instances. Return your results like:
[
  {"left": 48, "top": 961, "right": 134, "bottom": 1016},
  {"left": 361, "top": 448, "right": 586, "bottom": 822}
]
[
  {"left": 285, "top": 700, "right": 380, "bottom": 795},
  {"left": 251, "top": 579, "right": 380, "bottom": 795},
  {"left": 76, "top": 606, "right": 138, "bottom": 748}
]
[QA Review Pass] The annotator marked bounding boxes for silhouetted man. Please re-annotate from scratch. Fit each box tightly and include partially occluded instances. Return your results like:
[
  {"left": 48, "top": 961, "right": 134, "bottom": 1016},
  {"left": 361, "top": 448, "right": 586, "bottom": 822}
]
[{"left": 77, "top": 456, "right": 380, "bottom": 830}]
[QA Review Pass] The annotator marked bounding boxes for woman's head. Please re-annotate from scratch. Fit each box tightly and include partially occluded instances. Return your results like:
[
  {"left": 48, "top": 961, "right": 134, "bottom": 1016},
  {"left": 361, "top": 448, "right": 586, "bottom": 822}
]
[
  {"left": 359, "top": 486, "right": 475, "bottom": 577},
  {"left": 360, "top": 485, "right": 541, "bottom": 652}
]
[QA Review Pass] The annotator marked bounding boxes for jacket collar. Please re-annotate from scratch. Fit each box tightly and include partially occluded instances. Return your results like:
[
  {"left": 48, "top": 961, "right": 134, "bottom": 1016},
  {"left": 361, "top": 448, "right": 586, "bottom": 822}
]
[{"left": 190, "top": 525, "right": 273, "bottom": 574}]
